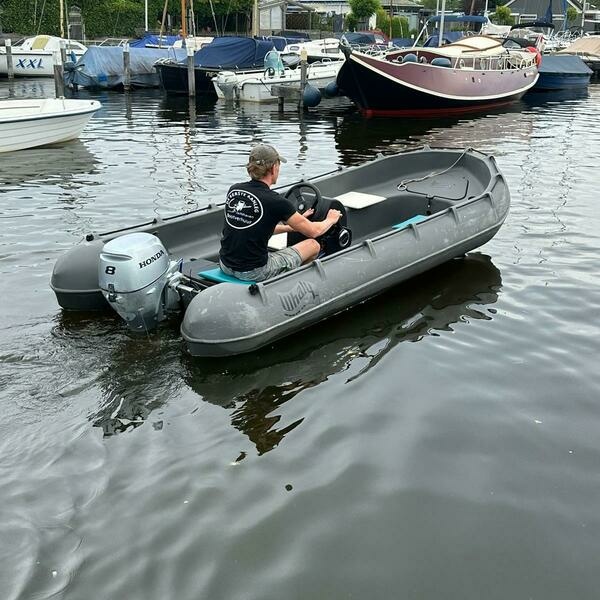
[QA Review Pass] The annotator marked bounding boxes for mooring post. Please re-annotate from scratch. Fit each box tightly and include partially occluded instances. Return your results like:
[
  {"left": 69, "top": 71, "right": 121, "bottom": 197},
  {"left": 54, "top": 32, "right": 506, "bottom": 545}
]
[
  {"left": 6, "top": 39, "right": 14, "bottom": 79},
  {"left": 53, "top": 51, "right": 64, "bottom": 98},
  {"left": 123, "top": 42, "right": 131, "bottom": 91},
  {"left": 299, "top": 48, "right": 307, "bottom": 112},
  {"left": 60, "top": 38, "right": 67, "bottom": 68},
  {"left": 187, "top": 44, "right": 196, "bottom": 97}
]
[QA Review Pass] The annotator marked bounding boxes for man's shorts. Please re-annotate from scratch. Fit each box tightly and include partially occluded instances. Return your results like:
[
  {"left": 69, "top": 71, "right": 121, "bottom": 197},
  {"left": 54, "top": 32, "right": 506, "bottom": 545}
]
[{"left": 220, "top": 247, "right": 302, "bottom": 282}]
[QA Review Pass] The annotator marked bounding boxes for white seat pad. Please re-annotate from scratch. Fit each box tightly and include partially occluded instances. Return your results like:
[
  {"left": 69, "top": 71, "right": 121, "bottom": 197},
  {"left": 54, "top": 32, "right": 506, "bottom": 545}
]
[
  {"left": 335, "top": 191, "right": 386, "bottom": 209},
  {"left": 268, "top": 232, "right": 288, "bottom": 250}
]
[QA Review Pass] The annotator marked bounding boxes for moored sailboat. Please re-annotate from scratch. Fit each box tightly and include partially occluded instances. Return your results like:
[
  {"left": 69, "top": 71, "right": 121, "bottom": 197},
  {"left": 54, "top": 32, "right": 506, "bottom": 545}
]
[{"left": 337, "top": 35, "right": 539, "bottom": 116}]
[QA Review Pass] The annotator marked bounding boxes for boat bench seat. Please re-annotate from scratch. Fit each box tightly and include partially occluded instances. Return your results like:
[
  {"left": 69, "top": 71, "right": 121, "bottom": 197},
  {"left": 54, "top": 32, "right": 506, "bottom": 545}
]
[
  {"left": 198, "top": 268, "right": 254, "bottom": 285},
  {"left": 334, "top": 191, "right": 387, "bottom": 209},
  {"left": 268, "top": 232, "right": 288, "bottom": 250},
  {"left": 392, "top": 214, "right": 428, "bottom": 229}
]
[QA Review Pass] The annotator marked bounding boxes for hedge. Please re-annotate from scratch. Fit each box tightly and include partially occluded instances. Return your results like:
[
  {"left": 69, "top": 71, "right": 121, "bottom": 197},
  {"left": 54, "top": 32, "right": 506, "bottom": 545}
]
[{"left": 2, "top": 0, "right": 252, "bottom": 39}]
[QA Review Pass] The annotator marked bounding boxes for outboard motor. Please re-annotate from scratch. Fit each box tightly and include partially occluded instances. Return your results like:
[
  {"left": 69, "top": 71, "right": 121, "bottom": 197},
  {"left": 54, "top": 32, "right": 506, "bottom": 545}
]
[
  {"left": 99, "top": 232, "right": 182, "bottom": 332},
  {"left": 215, "top": 71, "right": 238, "bottom": 100}
]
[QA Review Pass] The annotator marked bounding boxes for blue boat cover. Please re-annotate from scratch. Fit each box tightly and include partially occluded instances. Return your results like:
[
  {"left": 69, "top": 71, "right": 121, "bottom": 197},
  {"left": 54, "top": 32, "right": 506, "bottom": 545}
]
[
  {"left": 191, "top": 37, "right": 275, "bottom": 68},
  {"left": 424, "top": 31, "right": 466, "bottom": 47},
  {"left": 539, "top": 54, "right": 592, "bottom": 74},
  {"left": 392, "top": 37, "right": 414, "bottom": 47},
  {"left": 342, "top": 32, "right": 380, "bottom": 45},
  {"left": 129, "top": 34, "right": 180, "bottom": 48},
  {"left": 274, "top": 30, "right": 311, "bottom": 41},
  {"left": 65, "top": 45, "right": 186, "bottom": 89}
]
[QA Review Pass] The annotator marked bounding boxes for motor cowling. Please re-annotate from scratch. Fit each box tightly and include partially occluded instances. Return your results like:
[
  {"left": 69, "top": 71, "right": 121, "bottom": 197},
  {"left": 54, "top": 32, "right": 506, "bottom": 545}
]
[
  {"left": 215, "top": 71, "right": 238, "bottom": 100},
  {"left": 99, "top": 232, "right": 180, "bottom": 332}
]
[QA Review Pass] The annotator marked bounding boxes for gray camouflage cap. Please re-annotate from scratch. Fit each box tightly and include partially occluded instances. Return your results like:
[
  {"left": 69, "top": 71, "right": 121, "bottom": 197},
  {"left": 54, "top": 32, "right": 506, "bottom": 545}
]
[{"left": 247, "top": 144, "right": 287, "bottom": 167}]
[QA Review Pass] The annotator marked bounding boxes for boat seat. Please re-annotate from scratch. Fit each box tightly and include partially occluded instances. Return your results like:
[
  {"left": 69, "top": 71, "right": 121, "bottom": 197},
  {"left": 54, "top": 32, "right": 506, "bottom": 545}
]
[
  {"left": 198, "top": 268, "right": 254, "bottom": 285},
  {"left": 393, "top": 214, "right": 428, "bottom": 229},
  {"left": 268, "top": 232, "right": 288, "bottom": 250},
  {"left": 335, "top": 191, "right": 386, "bottom": 209}
]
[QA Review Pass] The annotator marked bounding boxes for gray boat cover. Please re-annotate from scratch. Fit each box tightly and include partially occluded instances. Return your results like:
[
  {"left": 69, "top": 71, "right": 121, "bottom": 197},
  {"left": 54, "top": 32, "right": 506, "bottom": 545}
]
[{"left": 65, "top": 45, "right": 186, "bottom": 89}]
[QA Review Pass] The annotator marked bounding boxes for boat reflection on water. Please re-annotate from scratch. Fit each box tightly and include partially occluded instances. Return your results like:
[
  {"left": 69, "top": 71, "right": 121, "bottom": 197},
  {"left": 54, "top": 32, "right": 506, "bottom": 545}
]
[
  {"left": 158, "top": 93, "right": 218, "bottom": 124},
  {"left": 183, "top": 252, "right": 502, "bottom": 455},
  {"left": 523, "top": 86, "right": 590, "bottom": 105},
  {"left": 333, "top": 100, "right": 535, "bottom": 166},
  {"left": 0, "top": 141, "right": 99, "bottom": 189},
  {"left": 64, "top": 253, "right": 501, "bottom": 442}
]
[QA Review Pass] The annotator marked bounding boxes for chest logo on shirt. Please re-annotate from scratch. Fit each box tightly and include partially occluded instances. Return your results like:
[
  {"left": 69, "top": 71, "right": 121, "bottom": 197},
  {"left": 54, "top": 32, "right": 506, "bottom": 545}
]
[{"left": 225, "top": 189, "right": 263, "bottom": 229}]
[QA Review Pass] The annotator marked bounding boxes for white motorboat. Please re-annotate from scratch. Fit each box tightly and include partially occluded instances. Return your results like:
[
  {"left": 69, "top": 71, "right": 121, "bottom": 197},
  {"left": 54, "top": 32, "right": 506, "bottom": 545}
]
[
  {"left": 214, "top": 60, "right": 344, "bottom": 102},
  {"left": 0, "top": 35, "right": 87, "bottom": 77},
  {"left": 283, "top": 38, "right": 344, "bottom": 62},
  {"left": 0, "top": 98, "right": 101, "bottom": 153}
]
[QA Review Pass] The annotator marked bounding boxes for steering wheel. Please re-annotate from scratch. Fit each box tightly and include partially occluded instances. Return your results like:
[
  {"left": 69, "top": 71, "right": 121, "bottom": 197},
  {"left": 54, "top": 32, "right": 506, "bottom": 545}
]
[{"left": 284, "top": 182, "right": 323, "bottom": 216}]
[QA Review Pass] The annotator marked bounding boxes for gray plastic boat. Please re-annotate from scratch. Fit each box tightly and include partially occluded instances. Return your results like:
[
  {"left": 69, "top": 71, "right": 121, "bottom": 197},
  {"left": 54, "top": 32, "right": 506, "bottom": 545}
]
[{"left": 51, "top": 146, "right": 510, "bottom": 357}]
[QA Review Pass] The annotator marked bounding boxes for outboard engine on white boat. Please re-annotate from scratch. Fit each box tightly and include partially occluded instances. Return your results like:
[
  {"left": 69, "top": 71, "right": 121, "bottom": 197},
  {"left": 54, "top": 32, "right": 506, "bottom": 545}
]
[
  {"left": 215, "top": 71, "right": 238, "bottom": 100},
  {"left": 98, "top": 232, "right": 182, "bottom": 332}
]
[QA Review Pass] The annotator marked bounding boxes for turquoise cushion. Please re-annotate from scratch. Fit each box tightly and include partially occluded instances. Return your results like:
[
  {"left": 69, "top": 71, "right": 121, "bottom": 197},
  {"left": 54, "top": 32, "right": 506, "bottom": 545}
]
[
  {"left": 198, "top": 268, "right": 254, "bottom": 285},
  {"left": 393, "top": 214, "right": 428, "bottom": 229}
]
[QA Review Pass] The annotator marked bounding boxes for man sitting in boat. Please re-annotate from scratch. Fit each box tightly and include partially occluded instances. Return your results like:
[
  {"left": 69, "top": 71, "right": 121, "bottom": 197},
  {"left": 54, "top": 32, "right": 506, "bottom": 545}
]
[{"left": 219, "top": 144, "right": 342, "bottom": 282}]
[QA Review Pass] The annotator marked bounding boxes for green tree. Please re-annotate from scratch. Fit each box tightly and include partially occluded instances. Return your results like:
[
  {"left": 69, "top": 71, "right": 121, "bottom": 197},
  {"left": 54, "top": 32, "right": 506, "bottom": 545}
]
[
  {"left": 348, "top": 0, "right": 381, "bottom": 22},
  {"left": 376, "top": 8, "right": 390, "bottom": 32},
  {"left": 491, "top": 5, "right": 514, "bottom": 25},
  {"left": 391, "top": 16, "right": 408, "bottom": 37},
  {"left": 345, "top": 13, "right": 359, "bottom": 30},
  {"left": 566, "top": 6, "right": 578, "bottom": 24}
]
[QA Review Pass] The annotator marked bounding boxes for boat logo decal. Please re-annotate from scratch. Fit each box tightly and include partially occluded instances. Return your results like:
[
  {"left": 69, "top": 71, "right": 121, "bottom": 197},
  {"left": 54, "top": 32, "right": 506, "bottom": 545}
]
[
  {"left": 17, "top": 58, "right": 43, "bottom": 70},
  {"left": 139, "top": 249, "right": 165, "bottom": 269},
  {"left": 278, "top": 281, "right": 319, "bottom": 316},
  {"left": 225, "top": 189, "right": 263, "bottom": 229}
]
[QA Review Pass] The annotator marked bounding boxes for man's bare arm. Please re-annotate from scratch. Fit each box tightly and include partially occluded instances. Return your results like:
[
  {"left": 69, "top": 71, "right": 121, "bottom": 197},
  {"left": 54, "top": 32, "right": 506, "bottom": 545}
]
[{"left": 286, "top": 209, "right": 342, "bottom": 239}]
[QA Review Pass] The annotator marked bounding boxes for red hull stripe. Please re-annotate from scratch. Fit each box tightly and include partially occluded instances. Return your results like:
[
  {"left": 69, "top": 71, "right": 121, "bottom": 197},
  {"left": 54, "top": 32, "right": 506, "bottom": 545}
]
[{"left": 361, "top": 98, "right": 518, "bottom": 117}]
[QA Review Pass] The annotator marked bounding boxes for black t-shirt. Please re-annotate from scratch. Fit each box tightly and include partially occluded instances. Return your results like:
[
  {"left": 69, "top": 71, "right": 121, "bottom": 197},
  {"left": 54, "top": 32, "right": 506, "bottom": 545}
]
[{"left": 219, "top": 180, "right": 297, "bottom": 272}]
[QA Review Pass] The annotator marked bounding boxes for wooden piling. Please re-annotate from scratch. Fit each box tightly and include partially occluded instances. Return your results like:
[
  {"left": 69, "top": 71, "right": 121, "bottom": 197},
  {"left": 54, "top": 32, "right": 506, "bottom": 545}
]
[
  {"left": 123, "top": 42, "right": 131, "bottom": 91},
  {"left": 299, "top": 48, "right": 308, "bottom": 111},
  {"left": 6, "top": 39, "right": 14, "bottom": 79},
  {"left": 60, "top": 39, "right": 67, "bottom": 68},
  {"left": 53, "top": 51, "right": 65, "bottom": 98},
  {"left": 187, "top": 45, "right": 196, "bottom": 97}
]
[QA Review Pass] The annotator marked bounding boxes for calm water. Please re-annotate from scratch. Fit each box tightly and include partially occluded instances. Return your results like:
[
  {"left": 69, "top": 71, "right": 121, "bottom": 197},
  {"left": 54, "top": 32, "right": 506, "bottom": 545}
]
[{"left": 1, "top": 78, "right": 600, "bottom": 599}]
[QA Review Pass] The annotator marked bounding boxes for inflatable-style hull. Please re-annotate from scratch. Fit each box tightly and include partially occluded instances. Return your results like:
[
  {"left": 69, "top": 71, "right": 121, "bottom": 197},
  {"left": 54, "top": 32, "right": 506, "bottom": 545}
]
[{"left": 51, "top": 147, "right": 510, "bottom": 356}]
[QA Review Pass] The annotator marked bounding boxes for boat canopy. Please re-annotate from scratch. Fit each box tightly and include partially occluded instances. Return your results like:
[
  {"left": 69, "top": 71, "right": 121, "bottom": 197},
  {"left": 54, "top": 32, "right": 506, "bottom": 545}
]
[
  {"left": 427, "top": 15, "right": 488, "bottom": 24},
  {"left": 558, "top": 36, "right": 600, "bottom": 56},
  {"left": 424, "top": 31, "right": 467, "bottom": 47},
  {"left": 510, "top": 21, "right": 555, "bottom": 30},
  {"left": 191, "top": 37, "right": 275, "bottom": 68},
  {"left": 341, "top": 32, "right": 385, "bottom": 46}
]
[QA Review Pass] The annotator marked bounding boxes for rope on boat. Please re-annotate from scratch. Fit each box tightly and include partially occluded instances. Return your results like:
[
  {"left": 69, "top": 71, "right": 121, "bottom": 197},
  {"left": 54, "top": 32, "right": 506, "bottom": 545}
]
[{"left": 396, "top": 147, "right": 472, "bottom": 191}]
